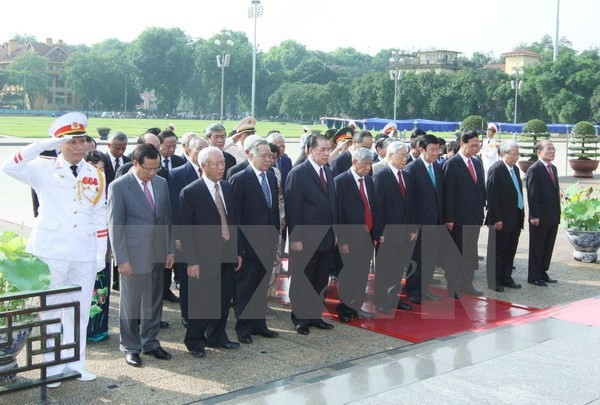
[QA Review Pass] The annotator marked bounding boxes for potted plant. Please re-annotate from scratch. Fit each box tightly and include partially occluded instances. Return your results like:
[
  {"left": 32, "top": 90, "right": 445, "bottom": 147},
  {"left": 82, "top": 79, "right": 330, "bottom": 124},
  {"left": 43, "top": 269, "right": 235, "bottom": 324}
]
[
  {"left": 562, "top": 183, "right": 600, "bottom": 263},
  {"left": 96, "top": 127, "right": 111, "bottom": 141},
  {"left": 0, "top": 231, "right": 50, "bottom": 382},
  {"left": 460, "top": 115, "right": 486, "bottom": 132},
  {"left": 517, "top": 119, "right": 549, "bottom": 174},
  {"left": 568, "top": 121, "right": 599, "bottom": 178}
]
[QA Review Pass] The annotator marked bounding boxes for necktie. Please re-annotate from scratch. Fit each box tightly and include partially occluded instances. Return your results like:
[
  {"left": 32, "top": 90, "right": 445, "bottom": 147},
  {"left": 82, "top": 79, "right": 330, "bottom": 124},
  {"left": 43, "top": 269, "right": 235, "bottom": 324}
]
[
  {"left": 546, "top": 164, "right": 556, "bottom": 186},
  {"left": 467, "top": 158, "right": 477, "bottom": 184},
  {"left": 260, "top": 172, "right": 272, "bottom": 208},
  {"left": 427, "top": 164, "right": 436, "bottom": 187},
  {"left": 142, "top": 181, "right": 156, "bottom": 213},
  {"left": 70, "top": 165, "right": 78, "bottom": 177},
  {"left": 358, "top": 178, "right": 373, "bottom": 233},
  {"left": 198, "top": 167, "right": 203, "bottom": 178},
  {"left": 510, "top": 168, "right": 524, "bottom": 209},
  {"left": 163, "top": 158, "right": 169, "bottom": 171},
  {"left": 398, "top": 171, "right": 406, "bottom": 199},
  {"left": 319, "top": 167, "right": 328, "bottom": 192},
  {"left": 114, "top": 158, "right": 120, "bottom": 172},
  {"left": 214, "top": 183, "right": 230, "bottom": 241}
]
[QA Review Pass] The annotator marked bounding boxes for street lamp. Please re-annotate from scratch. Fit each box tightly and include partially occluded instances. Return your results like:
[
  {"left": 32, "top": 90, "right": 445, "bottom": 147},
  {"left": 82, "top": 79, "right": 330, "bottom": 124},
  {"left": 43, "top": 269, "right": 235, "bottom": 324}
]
[
  {"left": 215, "top": 32, "right": 234, "bottom": 123},
  {"left": 511, "top": 66, "right": 524, "bottom": 124},
  {"left": 248, "top": 0, "right": 263, "bottom": 118},
  {"left": 389, "top": 51, "right": 408, "bottom": 121}
]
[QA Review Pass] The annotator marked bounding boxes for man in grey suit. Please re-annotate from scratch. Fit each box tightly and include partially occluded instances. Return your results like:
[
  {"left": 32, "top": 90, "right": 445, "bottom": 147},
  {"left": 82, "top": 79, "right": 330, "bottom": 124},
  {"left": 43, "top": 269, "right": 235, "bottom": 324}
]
[{"left": 108, "top": 143, "right": 175, "bottom": 368}]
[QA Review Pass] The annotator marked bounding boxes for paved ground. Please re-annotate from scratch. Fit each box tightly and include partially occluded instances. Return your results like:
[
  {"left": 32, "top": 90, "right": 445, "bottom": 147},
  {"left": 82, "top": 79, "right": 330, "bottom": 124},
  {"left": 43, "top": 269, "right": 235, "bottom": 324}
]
[{"left": 0, "top": 135, "right": 599, "bottom": 404}]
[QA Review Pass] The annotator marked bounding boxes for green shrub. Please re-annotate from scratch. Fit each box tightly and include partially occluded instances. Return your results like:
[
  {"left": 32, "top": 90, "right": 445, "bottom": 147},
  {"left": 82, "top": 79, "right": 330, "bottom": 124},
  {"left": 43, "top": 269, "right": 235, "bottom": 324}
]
[
  {"left": 522, "top": 119, "right": 549, "bottom": 134},
  {"left": 569, "top": 121, "right": 599, "bottom": 160},
  {"left": 519, "top": 119, "right": 549, "bottom": 162},
  {"left": 460, "top": 115, "right": 486, "bottom": 132}
]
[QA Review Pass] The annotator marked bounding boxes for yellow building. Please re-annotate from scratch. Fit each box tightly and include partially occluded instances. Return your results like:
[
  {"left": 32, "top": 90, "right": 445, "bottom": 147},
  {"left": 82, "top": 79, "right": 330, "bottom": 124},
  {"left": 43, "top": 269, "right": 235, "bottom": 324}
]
[
  {"left": 0, "top": 38, "right": 81, "bottom": 110},
  {"left": 502, "top": 49, "right": 542, "bottom": 75}
]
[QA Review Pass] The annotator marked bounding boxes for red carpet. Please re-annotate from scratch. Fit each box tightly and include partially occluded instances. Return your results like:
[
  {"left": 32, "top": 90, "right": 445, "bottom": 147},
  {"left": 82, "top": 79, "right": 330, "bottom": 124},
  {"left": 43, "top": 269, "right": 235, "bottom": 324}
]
[
  {"left": 508, "top": 296, "right": 600, "bottom": 327},
  {"left": 273, "top": 264, "right": 540, "bottom": 343}
]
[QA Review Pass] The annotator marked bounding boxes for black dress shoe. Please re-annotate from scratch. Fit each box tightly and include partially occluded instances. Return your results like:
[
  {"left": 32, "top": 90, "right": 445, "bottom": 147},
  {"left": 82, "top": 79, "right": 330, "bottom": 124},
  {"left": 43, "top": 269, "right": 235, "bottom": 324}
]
[
  {"left": 408, "top": 295, "right": 422, "bottom": 305},
  {"left": 530, "top": 280, "right": 548, "bottom": 287},
  {"left": 159, "top": 320, "right": 170, "bottom": 329},
  {"left": 424, "top": 292, "right": 441, "bottom": 301},
  {"left": 239, "top": 335, "right": 253, "bottom": 344},
  {"left": 112, "top": 282, "right": 120, "bottom": 292},
  {"left": 312, "top": 320, "right": 334, "bottom": 330},
  {"left": 543, "top": 277, "right": 558, "bottom": 283},
  {"left": 190, "top": 348, "right": 206, "bottom": 358},
  {"left": 449, "top": 291, "right": 460, "bottom": 299},
  {"left": 210, "top": 340, "right": 240, "bottom": 349},
  {"left": 493, "top": 283, "right": 505, "bottom": 292},
  {"left": 258, "top": 330, "right": 279, "bottom": 338},
  {"left": 376, "top": 304, "right": 394, "bottom": 314},
  {"left": 125, "top": 353, "right": 142, "bottom": 367},
  {"left": 397, "top": 300, "right": 413, "bottom": 311},
  {"left": 163, "top": 291, "right": 180, "bottom": 303},
  {"left": 143, "top": 346, "right": 172, "bottom": 360},
  {"left": 356, "top": 309, "right": 375, "bottom": 318},
  {"left": 296, "top": 324, "right": 309, "bottom": 335},
  {"left": 502, "top": 281, "right": 522, "bottom": 289},
  {"left": 338, "top": 314, "right": 352, "bottom": 323}
]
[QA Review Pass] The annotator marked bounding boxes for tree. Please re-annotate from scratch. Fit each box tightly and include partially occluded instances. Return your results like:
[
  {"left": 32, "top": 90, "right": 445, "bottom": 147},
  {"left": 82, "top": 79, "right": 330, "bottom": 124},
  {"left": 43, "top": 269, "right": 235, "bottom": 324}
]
[
  {"left": 264, "top": 40, "right": 308, "bottom": 72},
  {"left": 128, "top": 28, "right": 194, "bottom": 114},
  {"left": 6, "top": 53, "right": 49, "bottom": 109},
  {"left": 289, "top": 58, "right": 337, "bottom": 84},
  {"left": 10, "top": 34, "right": 36, "bottom": 43}
]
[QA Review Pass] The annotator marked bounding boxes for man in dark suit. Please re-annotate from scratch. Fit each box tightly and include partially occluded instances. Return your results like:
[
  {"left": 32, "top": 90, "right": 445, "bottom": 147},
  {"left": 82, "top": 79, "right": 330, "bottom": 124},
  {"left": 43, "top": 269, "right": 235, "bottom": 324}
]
[
  {"left": 180, "top": 146, "right": 241, "bottom": 358},
  {"left": 115, "top": 133, "right": 169, "bottom": 180},
  {"left": 179, "top": 131, "right": 199, "bottom": 163},
  {"left": 330, "top": 129, "right": 373, "bottom": 177},
  {"left": 334, "top": 147, "right": 382, "bottom": 321},
  {"left": 205, "top": 123, "right": 237, "bottom": 174},
  {"left": 373, "top": 141, "right": 415, "bottom": 314},
  {"left": 485, "top": 141, "right": 524, "bottom": 292},
  {"left": 526, "top": 140, "right": 560, "bottom": 286},
  {"left": 285, "top": 134, "right": 337, "bottom": 335},
  {"left": 230, "top": 140, "right": 280, "bottom": 343},
  {"left": 403, "top": 134, "right": 444, "bottom": 304},
  {"left": 158, "top": 130, "right": 185, "bottom": 171},
  {"left": 108, "top": 144, "right": 175, "bottom": 367},
  {"left": 406, "top": 136, "right": 422, "bottom": 164},
  {"left": 267, "top": 131, "right": 293, "bottom": 192},
  {"left": 225, "top": 135, "right": 263, "bottom": 180},
  {"left": 168, "top": 137, "right": 208, "bottom": 327},
  {"left": 442, "top": 130, "right": 486, "bottom": 297},
  {"left": 103, "top": 131, "right": 130, "bottom": 190}
]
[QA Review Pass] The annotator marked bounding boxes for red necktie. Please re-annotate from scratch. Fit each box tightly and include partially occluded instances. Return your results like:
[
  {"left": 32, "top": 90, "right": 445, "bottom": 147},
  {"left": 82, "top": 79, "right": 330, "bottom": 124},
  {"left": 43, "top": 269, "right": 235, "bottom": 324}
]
[
  {"left": 319, "top": 167, "right": 328, "bottom": 192},
  {"left": 467, "top": 158, "right": 477, "bottom": 184},
  {"left": 198, "top": 167, "right": 203, "bottom": 177},
  {"left": 546, "top": 164, "right": 556, "bottom": 185},
  {"left": 398, "top": 171, "right": 406, "bottom": 199},
  {"left": 358, "top": 178, "right": 373, "bottom": 233}
]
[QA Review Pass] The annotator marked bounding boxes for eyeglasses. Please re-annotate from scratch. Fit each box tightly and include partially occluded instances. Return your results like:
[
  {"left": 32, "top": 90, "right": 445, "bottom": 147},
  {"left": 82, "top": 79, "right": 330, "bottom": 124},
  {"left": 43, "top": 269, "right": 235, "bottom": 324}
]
[
  {"left": 141, "top": 165, "right": 161, "bottom": 173},
  {"left": 543, "top": 147, "right": 556, "bottom": 151},
  {"left": 313, "top": 147, "right": 332, "bottom": 153},
  {"left": 206, "top": 160, "right": 226, "bottom": 167}
]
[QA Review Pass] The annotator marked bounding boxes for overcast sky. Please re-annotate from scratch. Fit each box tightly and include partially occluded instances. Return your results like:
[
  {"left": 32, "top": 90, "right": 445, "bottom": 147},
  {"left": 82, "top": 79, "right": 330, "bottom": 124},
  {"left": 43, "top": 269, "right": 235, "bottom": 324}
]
[{"left": 3, "top": 0, "right": 598, "bottom": 57}]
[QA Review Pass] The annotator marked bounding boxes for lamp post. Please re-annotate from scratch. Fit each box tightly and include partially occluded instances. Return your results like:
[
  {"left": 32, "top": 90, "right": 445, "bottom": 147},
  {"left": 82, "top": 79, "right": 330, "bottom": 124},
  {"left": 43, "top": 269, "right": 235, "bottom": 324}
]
[
  {"left": 511, "top": 66, "right": 524, "bottom": 124},
  {"left": 389, "top": 51, "right": 407, "bottom": 121},
  {"left": 248, "top": 0, "right": 263, "bottom": 118},
  {"left": 215, "top": 32, "right": 234, "bottom": 123}
]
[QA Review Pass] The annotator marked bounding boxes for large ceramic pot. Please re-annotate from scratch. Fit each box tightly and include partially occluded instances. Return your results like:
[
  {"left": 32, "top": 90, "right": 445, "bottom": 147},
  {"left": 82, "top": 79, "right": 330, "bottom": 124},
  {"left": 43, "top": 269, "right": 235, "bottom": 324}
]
[
  {"left": 565, "top": 229, "right": 600, "bottom": 263},
  {"left": 517, "top": 160, "right": 535, "bottom": 177},
  {"left": 568, "top": 159, "right": 599, "bottom": 178},
  {"left": 0, "top": 321, "right": 35, "bottom": 383}
]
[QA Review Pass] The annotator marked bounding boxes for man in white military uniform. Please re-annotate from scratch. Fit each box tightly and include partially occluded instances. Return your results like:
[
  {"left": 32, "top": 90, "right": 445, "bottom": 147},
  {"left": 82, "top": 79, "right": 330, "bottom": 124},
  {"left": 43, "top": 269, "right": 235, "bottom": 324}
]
[
  {"left": 480, "top": 123, "right": 500, "bottom": 181},
  {"left": 2, "top": 112, "right": 107, "bottom": 387}
]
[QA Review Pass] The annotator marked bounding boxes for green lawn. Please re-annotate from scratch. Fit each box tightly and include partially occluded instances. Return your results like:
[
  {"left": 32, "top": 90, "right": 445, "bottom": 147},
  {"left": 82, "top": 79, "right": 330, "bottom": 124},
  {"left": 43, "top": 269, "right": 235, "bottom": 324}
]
[{"left": 0, "top": 116, "right": 325, "bottom": 139}]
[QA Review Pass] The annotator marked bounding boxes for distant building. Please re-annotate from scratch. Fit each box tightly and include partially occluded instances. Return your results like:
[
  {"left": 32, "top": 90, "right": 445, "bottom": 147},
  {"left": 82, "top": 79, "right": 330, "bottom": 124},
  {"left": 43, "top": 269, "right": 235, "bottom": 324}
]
[
  {"left": 391, "top": 50, "right": 462, "bottom": 75},
  {"left": 138, "top": 91, "right": 158, "bottom": 111},
  {"left": 502, "top": 49, "right": 542, "bottom": 75}
]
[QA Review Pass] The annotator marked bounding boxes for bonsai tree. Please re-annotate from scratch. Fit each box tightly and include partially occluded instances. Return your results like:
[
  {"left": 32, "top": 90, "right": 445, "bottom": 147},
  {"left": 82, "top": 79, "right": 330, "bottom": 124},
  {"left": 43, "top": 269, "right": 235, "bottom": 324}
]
[
  {"left": 568, "top": 121, "right": 599, "bottom": 160},
  {"left": 519, "top": 119, "right": 549, "bottom": 162},
  {"left": 460, "top": 115, "right": 486, "bottom": 132}
]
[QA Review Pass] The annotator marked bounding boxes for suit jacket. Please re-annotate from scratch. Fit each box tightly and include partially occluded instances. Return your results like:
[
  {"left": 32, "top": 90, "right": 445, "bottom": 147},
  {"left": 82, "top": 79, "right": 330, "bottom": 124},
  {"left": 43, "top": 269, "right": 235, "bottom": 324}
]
[
  {"left": 285, "top": 159, "right": 337, "bottom": 251},
  {"left": 223, "top": 150, "right": 237, "bottom": 175},
  {"left": 442, "top": 154, "right": 486, "bottom": 226},
  {"left": 102, "top": 152, "right": 131, "bottom": 190},
  {"left": 404, "top": 158, "right": 443, "bottom": 225},
  {"left": 373, "top": 166, "right": 415, "bottom": 226},
  {"left": 526, "top": 160, "right": 561, "bottom": 225},
  {"left": 485, "top": 161, "right": 524, "bottom": 231},
  {"left": 162, "top": 154, "right": 185, "bottom": 171},
  {"left": 179, "top": 178, "right": 239, "bottom": 268},
  {"left": 330, "top": 150, "right": 352, "bottom": 178},
  {"left": 226, "top": 160, "right": 249, "bottom": 180},
  {"left": 230, "top": 165, "right": 280, "bottom": 260},
  {"left": 276, "top": 154, "right": 292, "bottom": 192},
  {"left": 168, "top": 162, "right": 201, "bottom": 227},
  {"left": 115, "top": 161, "right": 169, "bottom": 181},
  {"left": 334, "top": 169, "right": 381, "bottom": 242},
  {"left": 108, "top": 172, "right": 173, "bottom": 274}
]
